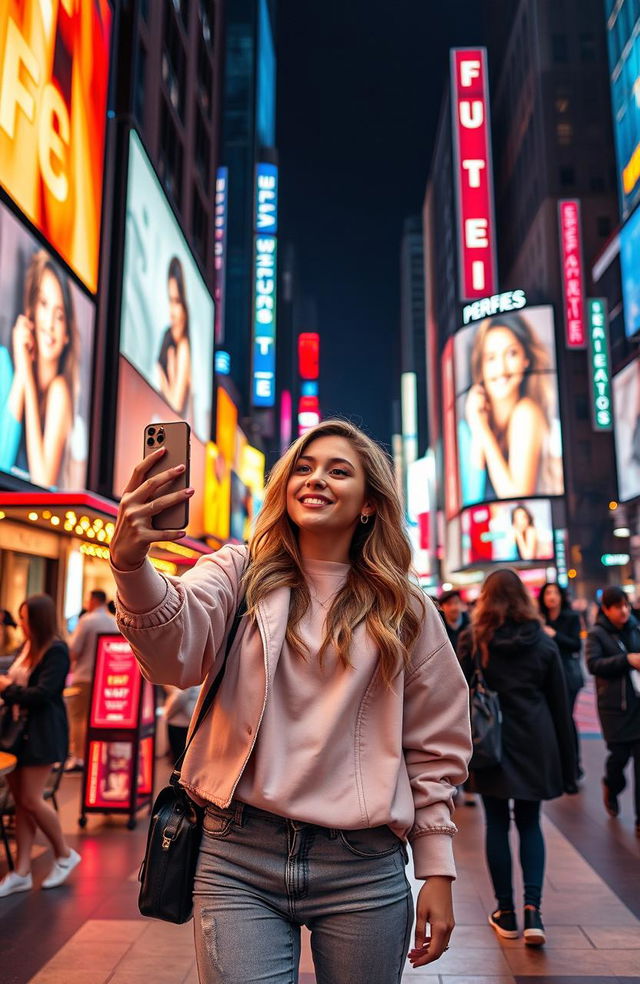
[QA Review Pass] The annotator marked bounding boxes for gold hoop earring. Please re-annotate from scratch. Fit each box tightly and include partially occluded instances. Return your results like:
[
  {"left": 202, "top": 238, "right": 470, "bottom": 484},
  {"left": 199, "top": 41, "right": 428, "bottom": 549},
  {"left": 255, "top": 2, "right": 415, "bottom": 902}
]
[{"left": 360, "top": 514, "right": 369, "bottom": 525}]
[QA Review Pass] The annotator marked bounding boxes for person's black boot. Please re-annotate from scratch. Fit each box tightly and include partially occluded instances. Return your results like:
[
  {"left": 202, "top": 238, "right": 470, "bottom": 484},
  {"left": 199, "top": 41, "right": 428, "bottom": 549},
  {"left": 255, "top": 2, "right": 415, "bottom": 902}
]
[
  {"left": 488, "top": 909, "right": 519, "bottom": 939},
  {"left": 523, "top": 906, "right": 546, "bottom": 946},
  {"left": 602, "top": 781, "right": 619, "bottom": 818}
]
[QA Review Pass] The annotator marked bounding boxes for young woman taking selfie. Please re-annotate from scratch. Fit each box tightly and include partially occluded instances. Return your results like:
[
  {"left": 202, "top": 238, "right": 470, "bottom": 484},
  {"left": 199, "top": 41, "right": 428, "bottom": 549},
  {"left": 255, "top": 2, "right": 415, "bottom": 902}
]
[{"left": 109, "top": 419, "right": 471, "bottom": 984}]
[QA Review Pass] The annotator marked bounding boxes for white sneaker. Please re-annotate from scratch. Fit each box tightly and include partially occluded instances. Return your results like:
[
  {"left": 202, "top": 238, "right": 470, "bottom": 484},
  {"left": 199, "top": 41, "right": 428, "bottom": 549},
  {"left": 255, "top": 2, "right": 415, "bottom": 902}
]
[
  {"left": 0, "top": 871, "right": 33, "bottom": 898},
  {"left": 41, "top": 848, "right": 81, "bottom": 889}
]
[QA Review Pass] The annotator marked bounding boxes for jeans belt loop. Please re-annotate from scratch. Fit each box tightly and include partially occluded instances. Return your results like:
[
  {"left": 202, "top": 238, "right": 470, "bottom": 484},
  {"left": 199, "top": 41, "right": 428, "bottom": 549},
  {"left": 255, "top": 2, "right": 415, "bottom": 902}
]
[{"left": 234, "top": 801, "right": 245, "bottom": 826}]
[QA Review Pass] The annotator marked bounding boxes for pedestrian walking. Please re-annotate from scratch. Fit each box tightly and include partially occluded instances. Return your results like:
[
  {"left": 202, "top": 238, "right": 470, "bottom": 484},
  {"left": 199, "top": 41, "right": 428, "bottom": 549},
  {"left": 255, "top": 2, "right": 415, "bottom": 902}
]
[
  {"left": 458, "top": 569, "right": 576, "bottom": 947},
  {"left": 585, "top": 586, "right": 640, "bottom": 835},
  {"left": 538, "top": 582, "right": 584, "bottom": 779},
  {"left": 0, "top": 594, "right": 81, "bottom": 897},
  {"left": 110, "top": 418, "right": 472, "bottom": 983},
  {"left": 439, "top": 589, "right": 470, "bottom": 653},
  {"left": 65, "top": 589, "right": 117, "bottom": 771}
]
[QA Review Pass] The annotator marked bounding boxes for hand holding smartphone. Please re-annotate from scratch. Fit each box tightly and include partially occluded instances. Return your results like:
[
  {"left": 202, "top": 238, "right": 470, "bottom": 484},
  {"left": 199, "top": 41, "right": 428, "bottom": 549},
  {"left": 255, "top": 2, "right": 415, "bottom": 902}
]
[{"left": 143, "top": 421, "right": 191, "bottom": 530}]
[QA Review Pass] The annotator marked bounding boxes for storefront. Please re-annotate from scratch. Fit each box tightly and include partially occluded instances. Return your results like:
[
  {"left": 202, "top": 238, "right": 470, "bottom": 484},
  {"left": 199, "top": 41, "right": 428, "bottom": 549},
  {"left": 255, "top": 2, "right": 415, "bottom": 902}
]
[{"left": 0, "top": 492, "right": 211, "bottom": 637}]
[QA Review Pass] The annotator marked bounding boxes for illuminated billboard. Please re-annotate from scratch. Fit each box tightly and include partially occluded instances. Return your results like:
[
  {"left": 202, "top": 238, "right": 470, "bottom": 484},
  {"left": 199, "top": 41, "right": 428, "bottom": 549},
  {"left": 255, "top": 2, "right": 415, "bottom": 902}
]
[
  {"left": 0, "top": 201, "right": 95, "bottom": 489},
  {"left": 113, "top": 131, "right": 214, "bottom": 536},
  {"left": 252, "top": 235, "right": 277, "bottom": 406},
  {"left": 454, "top": 304, "right": 564, "bottom": 508},
  {"left": 587, "top": 299, "right": 612, "bottom": 432},
  {"left": 214, "top": 167, "right": 228, "bottom": 344},
  {"left": 558, "top": 200, "right": 586, "bottom": 348},
  {"left": 613, "top": 360, "right": 640, "bottom": 502},
  {"left": 0, "top": 1, "right": 112, "bottom": 293},
  {"left": 461, "top": 499, "right": 554, "bottom": 567},
  {"left": 255, "top": 163, "right": 278, "bottom": 234},
  {"left": 298, "top": 332, "right": 319, "bottom": 380},
  {"left": 605, "top": 1, "right": 640, "bottom": 219},
  {"left": 620, "top": 202, "right": 640, "bottom": 338},
  {"left": 442, "top": 337, "right": 460, "bottom": 520},
  {"left": 450, "top": 48, "right": 497, "bottom": 300}
]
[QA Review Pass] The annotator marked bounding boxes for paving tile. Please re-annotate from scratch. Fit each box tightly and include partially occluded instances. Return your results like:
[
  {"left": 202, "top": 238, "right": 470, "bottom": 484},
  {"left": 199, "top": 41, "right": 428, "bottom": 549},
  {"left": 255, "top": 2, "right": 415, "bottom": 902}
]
[
  {"left": 449, "top": 899, "right": 490, "bottom": 924},
  {"left": 108, "top": 955, "right": 192, "bottom": 984},
  {"left": 497, "top": 926, "right": 593, "bottom": 949},
  {"left": 598, "top": 949, "right": 640, "bottom": 974},
  {"left": 71, "top": 919, "right": 146, "bottom": 944},
  {"left": 28, "top": 941, "right": 132, "bottom": 983},
  {"left": 422, "top": 946, "right": 512, "bottom": 975},
  {"left": 442, "top": 977, "right": 515, "bottom": 984},
  {"left": 504, "top": 946, "right": 612, "bottom": 976},
  {"left": 581, "top": 925, "right": 640, "bottom": 948}
]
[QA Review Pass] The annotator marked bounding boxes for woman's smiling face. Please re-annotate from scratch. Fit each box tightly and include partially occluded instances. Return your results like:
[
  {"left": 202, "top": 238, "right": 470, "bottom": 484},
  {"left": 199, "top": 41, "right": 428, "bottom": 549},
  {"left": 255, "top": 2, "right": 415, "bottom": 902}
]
[
  {"left": 34, "top": 269, "right": 68, "bottom": 365},
  {"left": 286, "top": 435, "right": 372, "bottom": 535},
  {"left": 481, "top": 326, "right": 529, "bottom": 403}
]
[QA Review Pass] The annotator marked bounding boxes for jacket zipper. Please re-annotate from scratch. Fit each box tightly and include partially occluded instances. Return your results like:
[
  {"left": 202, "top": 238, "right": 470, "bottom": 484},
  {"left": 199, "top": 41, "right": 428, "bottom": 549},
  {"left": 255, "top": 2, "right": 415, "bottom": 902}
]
[{"left": 226, "top": 600, "right": 270, "bottom": 804}]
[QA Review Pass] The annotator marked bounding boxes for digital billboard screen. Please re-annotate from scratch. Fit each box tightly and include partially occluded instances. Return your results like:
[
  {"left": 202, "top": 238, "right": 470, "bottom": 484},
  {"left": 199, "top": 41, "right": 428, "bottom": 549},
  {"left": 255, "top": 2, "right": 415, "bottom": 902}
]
[
  {"left": 0, "top": 1, "right": 112, "bottom": 293},
  {"left": 0, "top": 201, "right": 95, "bottom": 489},
  {"left": 606, "top": 0, "right": 640, "bottom": 219},
  {"left": 620, "top": 202, "right": 640, "bottom": 338},
  {"left": 613, "top": 359, "right": 640, "bottom": 502},
  {"left": 113, "top": 131, "right": 214, "bottom": 536},
  {"left": 460, "top": 499, "right": 554, "bottom": 567},
  {"left": 454, "top": 305, "right": 564, "bottom": 508}
]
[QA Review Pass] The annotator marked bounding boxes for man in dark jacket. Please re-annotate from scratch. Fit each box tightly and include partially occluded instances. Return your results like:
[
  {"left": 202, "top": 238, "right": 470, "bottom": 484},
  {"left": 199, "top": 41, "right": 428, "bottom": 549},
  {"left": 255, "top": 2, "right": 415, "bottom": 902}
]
[
  {"left": 586, "top": 586, "right": 640, "bottom": 834},
  {"left": 439, "top": 589, "right": 470, "bottom": 654}
]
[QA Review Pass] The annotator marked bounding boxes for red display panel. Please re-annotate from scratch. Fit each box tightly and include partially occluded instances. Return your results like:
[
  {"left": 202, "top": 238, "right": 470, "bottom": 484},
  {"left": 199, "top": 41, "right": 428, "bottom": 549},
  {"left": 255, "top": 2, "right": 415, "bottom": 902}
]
[
  {"left": 85, "top": 740, "right": 134, "bottom": 810},
  {"left": 450, "top": 48, "right": 497, "bottom": 300},
  {"left": 558, "top": 199, "right": 586, "bottom": 348},
  {"left": 298, "top": 333, "right": 320, "bottom": 380},
  {"left": 298, "top": 394, "right": 320, "bottom": 436},
  {"left": 90, "top": 635, "right": 142, "bottom": 730}
]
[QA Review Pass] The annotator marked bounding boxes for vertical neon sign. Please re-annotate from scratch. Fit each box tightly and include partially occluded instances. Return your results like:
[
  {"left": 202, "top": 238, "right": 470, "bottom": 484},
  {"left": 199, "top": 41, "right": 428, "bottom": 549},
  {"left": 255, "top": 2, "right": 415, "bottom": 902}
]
[
  {"left": 214, "top": 167, "right": 228, "bottom": 344},
  {"left": 450, "top": 48, "right": 497, "bottom": 300},
  {"left": 252, "top": 163, "right": 278, "bottom": 406},
  {"left": 558, "top": 199, "right": 586, "bottom": 348},
  {"left": 587, "top": 299, "right": 612, "bottom": 431}
]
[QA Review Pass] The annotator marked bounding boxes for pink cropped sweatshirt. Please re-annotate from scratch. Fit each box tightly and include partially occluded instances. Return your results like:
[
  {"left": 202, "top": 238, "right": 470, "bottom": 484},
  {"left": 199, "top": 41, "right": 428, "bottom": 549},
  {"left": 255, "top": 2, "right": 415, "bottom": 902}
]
[{"left": 113, "top": 543, "right": 471, "bottom": 880}]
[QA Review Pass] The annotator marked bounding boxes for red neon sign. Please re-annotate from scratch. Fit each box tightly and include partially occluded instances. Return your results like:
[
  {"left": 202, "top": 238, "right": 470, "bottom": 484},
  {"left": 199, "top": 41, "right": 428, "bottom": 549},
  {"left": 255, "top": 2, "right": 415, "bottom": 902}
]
[
  {"left": 442, "top": 338, "right": 460, "bottom": 520},
  {"left": 558, "top": 200, "right": 586, "bottom": 348},
  {"left": 451, "top": 48, "right": 497, "bottom": 301},
  {"left": 298, "top": 395, "right": 320, "bottom": 437},
  {"left": 298, "top": 333, "right": 320, "bottom": 380}
]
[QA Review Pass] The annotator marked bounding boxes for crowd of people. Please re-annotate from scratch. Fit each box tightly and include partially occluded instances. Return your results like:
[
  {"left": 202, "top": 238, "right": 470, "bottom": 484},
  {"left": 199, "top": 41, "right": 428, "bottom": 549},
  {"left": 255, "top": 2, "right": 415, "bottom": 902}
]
[{"left": 435, "top": 575, "right": 640, "bottom": 946}]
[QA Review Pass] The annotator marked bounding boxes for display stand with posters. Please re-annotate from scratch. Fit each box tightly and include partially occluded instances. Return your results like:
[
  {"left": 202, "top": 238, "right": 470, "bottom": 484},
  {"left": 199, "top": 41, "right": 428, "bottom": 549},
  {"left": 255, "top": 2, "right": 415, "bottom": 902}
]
[{"left": 79, "top": 634, "right": 155, "bottom": 830}]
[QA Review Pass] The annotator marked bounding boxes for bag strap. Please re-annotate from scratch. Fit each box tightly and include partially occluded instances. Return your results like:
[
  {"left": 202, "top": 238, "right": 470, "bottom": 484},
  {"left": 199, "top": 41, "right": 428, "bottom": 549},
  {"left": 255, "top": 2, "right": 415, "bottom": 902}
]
[
  {"left": 170, "top": 593, "right": 248, "bottom": 788},
  {"left": 471, "top": 649, "right": 487, "bottom": 687}
]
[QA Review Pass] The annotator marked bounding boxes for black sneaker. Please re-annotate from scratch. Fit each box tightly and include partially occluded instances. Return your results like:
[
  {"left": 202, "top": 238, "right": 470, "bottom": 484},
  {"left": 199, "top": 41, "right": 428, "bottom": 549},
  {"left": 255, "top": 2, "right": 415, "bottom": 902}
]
[
  {"left": 488, "top": 909, "right": 519, "bottom": 939},
  {"left": 602, "top": 781, "right": 619, "bottom": 818},
  {"left": 523, "top": 907, "right": 546, "bottom": 946}
]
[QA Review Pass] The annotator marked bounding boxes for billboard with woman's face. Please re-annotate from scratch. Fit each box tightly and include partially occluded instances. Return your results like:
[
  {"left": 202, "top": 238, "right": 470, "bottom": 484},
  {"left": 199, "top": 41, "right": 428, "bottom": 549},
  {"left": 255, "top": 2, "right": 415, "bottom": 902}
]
[
  {"left": 0, "top": 202, "right": 95, "bottom": 489},
  {"left": 454, "top": 306, "right": 564, "bottom": 508},
  {"left": 461, "top": 499, "right": 554, "bottom": 567},
  {"left": 118, "top": 131, "right": 214, "bottom": 445},
  {"left": 612, "top": 359, "right": 640, "bottom": 502}
]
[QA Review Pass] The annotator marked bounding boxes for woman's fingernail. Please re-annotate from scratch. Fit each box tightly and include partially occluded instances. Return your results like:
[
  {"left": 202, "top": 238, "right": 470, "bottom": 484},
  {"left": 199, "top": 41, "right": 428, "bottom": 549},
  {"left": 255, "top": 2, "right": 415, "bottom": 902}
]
[
  {"left": 185, "top": 487, "right": 195, "bottom": 496},
  {"left": 176, "top": 463, "right": 185, "bottom": 471}
]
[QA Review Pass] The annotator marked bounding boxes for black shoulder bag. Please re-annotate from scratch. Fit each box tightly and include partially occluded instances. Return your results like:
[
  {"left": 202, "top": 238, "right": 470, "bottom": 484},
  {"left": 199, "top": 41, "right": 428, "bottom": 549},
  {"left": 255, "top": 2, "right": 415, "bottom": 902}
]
[
  {"left": 138, "top": 596, "right": 247, "bottom": 923},
  {"left": 469, "top": 651, "right": 503, "bottom": 771}
]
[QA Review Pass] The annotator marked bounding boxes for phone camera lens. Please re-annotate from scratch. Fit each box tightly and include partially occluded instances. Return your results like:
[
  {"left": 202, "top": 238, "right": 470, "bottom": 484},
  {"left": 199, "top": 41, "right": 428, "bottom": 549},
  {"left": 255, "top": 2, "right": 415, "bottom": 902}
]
[
  {"left": 157, "top": 432, "right": 165, "bottom": 443},
  {"left": 147, "top": 426, "right": 156, "bottom": 436},
  {"left": 146, "top": 437, "right": 155, "bottom": 447}
]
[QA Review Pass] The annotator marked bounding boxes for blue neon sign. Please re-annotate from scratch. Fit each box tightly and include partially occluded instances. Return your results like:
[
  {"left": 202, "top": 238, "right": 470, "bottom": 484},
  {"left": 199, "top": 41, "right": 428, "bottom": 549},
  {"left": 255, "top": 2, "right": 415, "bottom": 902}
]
[
  {"left": 252, "top": 235, "right": 277, "bottom": 406},
  {"left": 255, "top": 163, "right": 278, "bottom": 234}
]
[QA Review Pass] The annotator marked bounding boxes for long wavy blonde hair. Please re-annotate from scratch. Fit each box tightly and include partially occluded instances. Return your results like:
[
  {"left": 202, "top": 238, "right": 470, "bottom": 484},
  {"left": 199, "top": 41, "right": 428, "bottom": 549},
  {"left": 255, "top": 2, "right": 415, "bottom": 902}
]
[{"left": 244, "top": 420, "right": 425, "bottom": 686}]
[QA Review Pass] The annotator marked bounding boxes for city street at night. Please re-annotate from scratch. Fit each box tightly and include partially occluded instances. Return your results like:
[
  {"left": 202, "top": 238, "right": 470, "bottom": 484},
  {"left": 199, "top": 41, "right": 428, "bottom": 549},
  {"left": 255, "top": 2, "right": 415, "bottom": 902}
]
[{"left": 2, "top": 1, "right": 640, "bottom": 982}]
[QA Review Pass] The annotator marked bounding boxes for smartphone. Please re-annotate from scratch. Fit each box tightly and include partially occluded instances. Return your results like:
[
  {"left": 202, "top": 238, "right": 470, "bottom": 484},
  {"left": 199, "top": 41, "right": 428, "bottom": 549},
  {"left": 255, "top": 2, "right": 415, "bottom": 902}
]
[{"left": 143, "top": 421, "right": 191, "bottom": 530}]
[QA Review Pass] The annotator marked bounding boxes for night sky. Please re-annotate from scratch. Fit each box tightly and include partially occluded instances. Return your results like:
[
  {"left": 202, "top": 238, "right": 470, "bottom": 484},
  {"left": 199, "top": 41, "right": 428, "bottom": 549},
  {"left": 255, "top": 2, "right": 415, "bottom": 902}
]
[{"left": 276, "top": 1, "right": 485, "bottom": 448}]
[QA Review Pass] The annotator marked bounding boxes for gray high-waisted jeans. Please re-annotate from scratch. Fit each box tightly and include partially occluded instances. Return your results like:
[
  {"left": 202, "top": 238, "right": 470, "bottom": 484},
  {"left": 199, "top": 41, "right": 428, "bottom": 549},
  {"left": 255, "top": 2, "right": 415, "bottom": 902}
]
[{"left": 193, "top": 800, "right": 413, "bottom": 984}]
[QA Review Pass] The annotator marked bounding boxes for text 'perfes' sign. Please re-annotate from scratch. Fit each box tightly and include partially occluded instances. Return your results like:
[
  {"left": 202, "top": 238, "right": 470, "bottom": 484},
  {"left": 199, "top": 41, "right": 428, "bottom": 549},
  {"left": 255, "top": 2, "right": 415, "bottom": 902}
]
[
  {"left": 450, "top": 48, "right": 497, "bottom": 301},
  {"left": 0, "top": 1, "right": 112, "bottom": 293},
  {"left": 587, "top": 298, "right": 612, "bottom": 432},
  {"left": 252, "top": 235, "right": 277, "bottom": 406},
  {"left": 558, "top": 200, "right": 586, "bottom": 348}
]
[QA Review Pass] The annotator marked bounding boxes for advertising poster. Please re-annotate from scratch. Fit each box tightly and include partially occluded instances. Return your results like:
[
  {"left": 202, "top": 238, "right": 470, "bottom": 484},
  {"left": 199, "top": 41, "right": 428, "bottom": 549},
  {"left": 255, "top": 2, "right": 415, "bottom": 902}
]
[
  {"left": 90, "top": 635, "right": 142, "bottom": 730},
  {"left": 0, "top": 1, "right": 112, "bottom": 293},
  {"left": 85, "top": 740, "right": 134, "bottom": 810},
  {"left": 118, "top": 131, "right": 214, "bottom": 444},
  {"left": 613, "top": 360, "right": 640, "bottom": 502},
  {"left": 0, "top": 203, "right": 95, "bottom": 489},
  {"left": 605, "top": 0, "right": 640, "bottom": 219},
  {"left": 620, "top": 204, "right": 640, "bottom": 338},
  {"left": 461, "top": 499, "right": 554, "bottom": 567},
  {"left": 454, "top": 305, "right": 564, "bottom": 508}
]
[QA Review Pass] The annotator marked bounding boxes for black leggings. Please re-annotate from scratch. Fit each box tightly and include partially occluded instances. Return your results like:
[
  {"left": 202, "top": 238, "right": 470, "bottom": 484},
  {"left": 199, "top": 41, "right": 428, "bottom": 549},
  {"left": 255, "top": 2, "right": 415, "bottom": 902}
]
[{"left": 481, "top": 796, "right": 545, "bottom": 910}]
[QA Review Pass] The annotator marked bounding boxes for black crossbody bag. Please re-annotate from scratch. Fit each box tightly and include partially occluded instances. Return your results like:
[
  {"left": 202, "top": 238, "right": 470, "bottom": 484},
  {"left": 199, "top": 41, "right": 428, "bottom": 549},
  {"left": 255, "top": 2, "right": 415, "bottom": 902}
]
[{"left": 138, "top": 596, "right": 247, "bottom": 923}]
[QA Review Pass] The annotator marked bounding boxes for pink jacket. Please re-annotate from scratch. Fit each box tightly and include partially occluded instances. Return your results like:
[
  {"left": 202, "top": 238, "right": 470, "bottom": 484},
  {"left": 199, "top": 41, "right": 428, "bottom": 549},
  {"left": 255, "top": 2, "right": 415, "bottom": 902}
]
[{"left": 114, "top": 544, "right": 471, "bottom": 879}]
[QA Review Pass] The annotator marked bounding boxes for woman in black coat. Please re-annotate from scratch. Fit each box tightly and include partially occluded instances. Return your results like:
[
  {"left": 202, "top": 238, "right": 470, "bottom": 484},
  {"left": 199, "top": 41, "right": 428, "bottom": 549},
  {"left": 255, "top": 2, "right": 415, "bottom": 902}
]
[
  {"left": 0, "top": 594, "right": 81, "bottom": 898},
  {"left": 539, "top": 581, "right": 584, "bottom": 778},
  {"left": 458, "top": 570, "right": 576, "bottom": 948}
]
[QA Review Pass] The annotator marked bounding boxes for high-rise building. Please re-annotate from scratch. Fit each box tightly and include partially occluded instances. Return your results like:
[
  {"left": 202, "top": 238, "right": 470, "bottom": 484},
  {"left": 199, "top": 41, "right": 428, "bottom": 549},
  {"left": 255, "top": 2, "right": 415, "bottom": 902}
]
[{"left": 399, "top": 217, "right": 428, "bottom": 458}]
